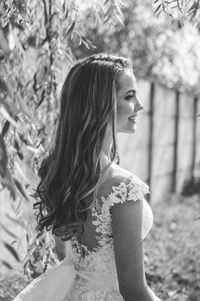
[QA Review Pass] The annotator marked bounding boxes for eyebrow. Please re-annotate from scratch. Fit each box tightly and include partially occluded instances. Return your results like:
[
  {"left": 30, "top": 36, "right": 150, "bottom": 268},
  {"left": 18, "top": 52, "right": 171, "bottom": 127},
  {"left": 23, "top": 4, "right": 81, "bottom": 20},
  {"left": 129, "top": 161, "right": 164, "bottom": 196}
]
[{"left": 124, "top": 89, "right": 136, "bottom": 96}]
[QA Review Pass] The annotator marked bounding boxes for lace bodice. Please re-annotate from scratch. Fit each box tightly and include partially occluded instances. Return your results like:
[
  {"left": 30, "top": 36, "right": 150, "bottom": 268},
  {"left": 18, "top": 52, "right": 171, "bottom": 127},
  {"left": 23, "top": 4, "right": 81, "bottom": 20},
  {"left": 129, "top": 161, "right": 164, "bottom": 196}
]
[
  {"left": 65, "top": 167, "right": 153, "bottom": 300},
  {"left": 92, "top": 172, "right": 152, "bottom": 244}
]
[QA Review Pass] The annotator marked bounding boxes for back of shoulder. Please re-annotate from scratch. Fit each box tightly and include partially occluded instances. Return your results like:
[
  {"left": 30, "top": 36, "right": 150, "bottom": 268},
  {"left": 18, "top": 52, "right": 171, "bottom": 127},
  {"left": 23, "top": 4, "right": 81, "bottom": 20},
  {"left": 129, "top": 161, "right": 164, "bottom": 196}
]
[
  {"left": 99, "top": 164, "right": 132, "bottom": 197},
  {"left": 109, "top": 164, "right": 149, "bottom": 195},
  {"left": 98, "top": 164, "right": 149, "bottom": 205}
]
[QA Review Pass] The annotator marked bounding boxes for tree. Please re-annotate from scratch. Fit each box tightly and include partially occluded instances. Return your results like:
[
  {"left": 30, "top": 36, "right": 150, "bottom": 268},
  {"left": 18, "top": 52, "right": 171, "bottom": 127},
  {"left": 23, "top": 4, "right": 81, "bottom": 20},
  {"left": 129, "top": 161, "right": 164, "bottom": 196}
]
[
  {"left": 72, "top": 0, "right": 200, "bottom": 94},
  {"left": 153, "top": 0, "right": 200, "bottom": 27},
  {"left": 1, "top": 0, "right": 199, "bottom": 277},
  {"left": 0, "top": 0, "right": 126, "bottom": 277}
]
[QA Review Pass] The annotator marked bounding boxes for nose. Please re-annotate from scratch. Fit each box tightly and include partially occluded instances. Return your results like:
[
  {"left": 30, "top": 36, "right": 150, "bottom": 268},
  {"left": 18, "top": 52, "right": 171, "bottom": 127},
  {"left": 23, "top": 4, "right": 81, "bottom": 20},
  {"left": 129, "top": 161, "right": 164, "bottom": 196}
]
[{"left": 135, "top": 98, "right": 144, "bottom": 112}]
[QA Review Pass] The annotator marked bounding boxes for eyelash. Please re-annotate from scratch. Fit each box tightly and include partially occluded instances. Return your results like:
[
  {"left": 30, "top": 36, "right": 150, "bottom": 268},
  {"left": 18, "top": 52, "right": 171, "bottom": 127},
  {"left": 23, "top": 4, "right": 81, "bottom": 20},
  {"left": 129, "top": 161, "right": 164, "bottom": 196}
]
[{"left": 125, "top": 95, "right": 134, "bottom": 100}]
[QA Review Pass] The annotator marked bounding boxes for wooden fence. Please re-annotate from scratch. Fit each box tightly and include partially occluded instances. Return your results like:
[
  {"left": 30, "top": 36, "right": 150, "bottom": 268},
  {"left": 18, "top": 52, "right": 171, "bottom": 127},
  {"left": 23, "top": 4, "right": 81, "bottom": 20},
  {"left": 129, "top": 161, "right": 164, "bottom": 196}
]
[{"left": 118, "top": 79, "right": 200, "bottom": 204}]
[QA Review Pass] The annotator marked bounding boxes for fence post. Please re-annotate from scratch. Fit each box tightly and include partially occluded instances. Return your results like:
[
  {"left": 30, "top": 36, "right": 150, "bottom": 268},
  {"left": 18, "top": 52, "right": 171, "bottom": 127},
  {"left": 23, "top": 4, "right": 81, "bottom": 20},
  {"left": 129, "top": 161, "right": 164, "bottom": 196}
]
[
  {"left": 147, "top": 82, "right": 155, "bottom": 202},
  {"left": 191, "top": 96, "right": 198, "bottom": 176},
  {"left": 171, "top": 90, "right": 180, "bottom": 192}
]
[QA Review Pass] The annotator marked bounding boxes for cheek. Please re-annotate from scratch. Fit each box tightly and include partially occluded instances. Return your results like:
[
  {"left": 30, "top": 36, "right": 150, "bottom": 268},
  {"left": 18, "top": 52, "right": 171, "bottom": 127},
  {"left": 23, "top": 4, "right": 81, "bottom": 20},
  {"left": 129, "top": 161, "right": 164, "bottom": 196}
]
[
  {"left": 117, "top": 102, "right": 131, "bottom": 121},
  {"left": 117, "top": 104, "right": 124, "bottom": 122}
]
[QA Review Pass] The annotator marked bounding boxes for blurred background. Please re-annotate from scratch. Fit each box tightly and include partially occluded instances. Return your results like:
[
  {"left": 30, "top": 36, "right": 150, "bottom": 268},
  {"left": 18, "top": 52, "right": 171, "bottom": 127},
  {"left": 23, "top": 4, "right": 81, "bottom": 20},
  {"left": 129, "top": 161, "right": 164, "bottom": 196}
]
[{"left": 0, "top": 0, "right": 200, "bottom": 300}]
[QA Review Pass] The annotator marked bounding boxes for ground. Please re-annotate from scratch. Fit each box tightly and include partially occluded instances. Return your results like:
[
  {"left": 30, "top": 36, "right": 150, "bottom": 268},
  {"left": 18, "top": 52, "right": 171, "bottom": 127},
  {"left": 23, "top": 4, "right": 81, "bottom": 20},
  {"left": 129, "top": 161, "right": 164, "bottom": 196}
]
[
  {"left": 0, "top": 193, "right": 200, "bottom": 301},
  {"left": 145, "top": 194, "right": 200, "bottom": 301}
]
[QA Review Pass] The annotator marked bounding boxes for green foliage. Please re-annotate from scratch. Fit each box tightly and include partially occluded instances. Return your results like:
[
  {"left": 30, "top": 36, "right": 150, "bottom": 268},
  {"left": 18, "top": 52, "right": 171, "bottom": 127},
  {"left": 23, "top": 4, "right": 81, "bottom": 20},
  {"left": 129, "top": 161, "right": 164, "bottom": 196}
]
[
  {"left": 0, "top": 0, "right": 126, "bottom": 277},
  {"left": 1, "top": 0, "right": 199, "bottom": 280},
  {"left": 145, "top": 194, "right": 200, "bottom": 300},
  {"left": 182, "top": 170, "right": 200, "bottom": 198},
  {"left": 153, "top": 0, "right": 200, "bottom": 25},
  {"left": 23, "top": 229, "right": 59, "bottom": 279},
  {"left": 73, "top": 0, "right": 200, "bottom": 94}
]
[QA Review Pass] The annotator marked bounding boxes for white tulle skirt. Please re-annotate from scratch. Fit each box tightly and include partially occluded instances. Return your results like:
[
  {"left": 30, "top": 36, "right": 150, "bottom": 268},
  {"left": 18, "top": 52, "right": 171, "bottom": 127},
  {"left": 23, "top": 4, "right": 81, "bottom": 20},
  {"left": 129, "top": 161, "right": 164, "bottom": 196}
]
[{"left": 13, "top": 257, "right": 122, "bottom": 301}]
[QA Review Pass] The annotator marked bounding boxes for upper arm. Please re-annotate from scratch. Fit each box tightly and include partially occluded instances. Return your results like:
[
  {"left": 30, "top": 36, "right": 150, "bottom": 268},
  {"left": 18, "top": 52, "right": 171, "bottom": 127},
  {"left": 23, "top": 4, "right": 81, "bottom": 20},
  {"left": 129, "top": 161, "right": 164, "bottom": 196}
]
[{"left": 110, "top": 198, "right": 147, "bottom": 294}]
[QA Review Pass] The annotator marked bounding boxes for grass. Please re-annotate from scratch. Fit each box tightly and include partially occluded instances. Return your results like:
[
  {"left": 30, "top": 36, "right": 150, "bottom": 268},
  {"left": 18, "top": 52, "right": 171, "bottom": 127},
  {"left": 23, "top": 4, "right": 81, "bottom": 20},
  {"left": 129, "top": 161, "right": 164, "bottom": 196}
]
[
  {"left": 0, "top": 193, "right": 200, "bottom": 301},
  {"left": 145, "top": 194, "right": 200, "bottom": 301},
  {"left": 0, "top": 276, "right": 28, "bottom": 301}
]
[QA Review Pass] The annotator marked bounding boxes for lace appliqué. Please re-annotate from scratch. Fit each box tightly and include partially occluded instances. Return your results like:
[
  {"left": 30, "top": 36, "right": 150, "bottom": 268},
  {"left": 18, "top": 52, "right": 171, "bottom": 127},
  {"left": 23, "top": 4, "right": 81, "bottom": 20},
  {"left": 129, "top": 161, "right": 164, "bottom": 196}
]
[{"left": 92, "top": 175, "right": 152, "bottom": 248}]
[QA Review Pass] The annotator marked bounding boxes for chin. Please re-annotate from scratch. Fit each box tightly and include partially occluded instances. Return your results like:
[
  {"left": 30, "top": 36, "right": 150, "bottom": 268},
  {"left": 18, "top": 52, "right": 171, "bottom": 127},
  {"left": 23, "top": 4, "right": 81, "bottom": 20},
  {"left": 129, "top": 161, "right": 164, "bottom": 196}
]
[
  {"left": 128, "top": 127, "right": 137, "bottom": 133},
  {"left": 118, "top": 126, "right": 137, "bottom": 134},
  {"left": 127, "top": 122, "right": 137, "bottom": 133}
]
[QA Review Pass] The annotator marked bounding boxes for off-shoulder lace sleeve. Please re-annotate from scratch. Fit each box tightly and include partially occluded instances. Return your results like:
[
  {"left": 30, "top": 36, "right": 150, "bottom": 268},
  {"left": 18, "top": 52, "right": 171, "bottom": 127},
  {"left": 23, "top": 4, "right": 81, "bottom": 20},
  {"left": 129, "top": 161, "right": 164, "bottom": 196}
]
[
  {"left": 104, "top": 174, "right": 150, "bottom": 208},
  {"left": 92, "top": 175, "right": 153, "bottom": 245}
]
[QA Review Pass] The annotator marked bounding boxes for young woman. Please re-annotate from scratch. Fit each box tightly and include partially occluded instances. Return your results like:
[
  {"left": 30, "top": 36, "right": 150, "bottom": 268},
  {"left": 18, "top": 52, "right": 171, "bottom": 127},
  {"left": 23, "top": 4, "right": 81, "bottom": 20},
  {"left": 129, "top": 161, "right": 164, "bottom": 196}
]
[{"left": 13, "top": 54, "right": 162, "bottom": 301}]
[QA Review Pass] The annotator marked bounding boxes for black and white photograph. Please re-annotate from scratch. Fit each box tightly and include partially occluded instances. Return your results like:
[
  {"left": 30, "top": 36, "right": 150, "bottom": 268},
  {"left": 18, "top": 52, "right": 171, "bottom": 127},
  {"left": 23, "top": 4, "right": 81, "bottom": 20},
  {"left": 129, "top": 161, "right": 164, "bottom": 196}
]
[{"left": 0, "top": 1, "right": 200, "bottom": 300}]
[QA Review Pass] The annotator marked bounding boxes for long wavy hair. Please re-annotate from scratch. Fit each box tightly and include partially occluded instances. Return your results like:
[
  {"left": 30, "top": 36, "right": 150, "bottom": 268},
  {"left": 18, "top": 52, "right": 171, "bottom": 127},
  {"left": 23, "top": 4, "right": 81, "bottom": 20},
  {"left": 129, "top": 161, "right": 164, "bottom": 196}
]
[{"left": 34, "top": 53, "right": 132, "bottom": 241}]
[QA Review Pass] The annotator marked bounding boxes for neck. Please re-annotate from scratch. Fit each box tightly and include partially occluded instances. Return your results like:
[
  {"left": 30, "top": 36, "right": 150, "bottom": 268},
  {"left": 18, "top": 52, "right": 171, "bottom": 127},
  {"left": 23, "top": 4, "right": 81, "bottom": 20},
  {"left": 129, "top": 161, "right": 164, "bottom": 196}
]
[{"left": 100, "top": 127, "right": 115, "bottom": 170}]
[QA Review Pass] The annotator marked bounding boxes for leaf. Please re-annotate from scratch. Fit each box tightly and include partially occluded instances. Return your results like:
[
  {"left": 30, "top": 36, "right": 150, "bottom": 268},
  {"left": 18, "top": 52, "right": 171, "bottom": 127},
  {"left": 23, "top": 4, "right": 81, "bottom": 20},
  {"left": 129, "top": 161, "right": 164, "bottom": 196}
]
[
  {"left": 14, "top": 0, "right": 27, "bottom": 14},
  {"left": 163, "top": 0, "right": 178, "bottom": 3},
  {"left": 157, "top": 8, "right": 164, "bottom": 17},
  {"left": 0, "top": 76, "right": 8, "bottom": 94},
  {"left": 25, "top": 145, "right": 40, "bottom": 154},
  {"left": 0, "top": 169, "right": 16, "bottom": 200},
  {"left": 187, "top": 10, "right": 196, "bottom": 21},
  {"left": 3, "top": 241, "right": 20, "bottom": 262},
  {"left": 188, "top": 1, "right": 198, "bottom": 13},
  {"left": 8, "top": 31, "right": 15, "bottom": 51},
  {"left": 18, "top": 133, "right": 29, "bottom": 145},
  {"left": 104, "top": 5, "right": 113, "bottom": 23},
  {"left": 14, "top": 178, "right": 29, "bottom": 201},
  {"left": 114, "top": 1, "right": 123, "bottom": 16},
  {"left": 0, "top": 104, "right": 18, "bottom": 128},
  {"left": 80, "top": 35, "right": 96, "bottom": 49},
  {"left": 13, "top": 140, "right": 24, "bottom": 160},
  {"left": 5, "top": 213, "right": 24, "bottom": 227},
  {"left": 154, "top": 3, "right": 162, "bottom": 14},
  {"left": 66, "top": 21, "right": 75, "bottom": 37},
  {"left": 0, "top": 136, "right": 14, "bottom": 196},
  {"left": 117, "top": 0, "right": 128, "bottom": 8},
  {"left": 0, "top": 133, "right": 8, "bottom": 175},
  {"left": 0, "top": 52, "right": 5, "bottom": 61},
  {"left": 1, "top": 259, "right": 13, "bottom": 270},
  {"left": 114, "top": 10, "right": 125, "bottom": 27},
  {"left": 2, "top": 120, "right": 10, "bottom": 137},
  {"left": 65, "top": 8, "right": 69, "bottom": 18},
  {"left": 187, "top": 2, "right": 199, "bottom": 20},
  {"left": 14, "top": 162, "right": 29, "bottom": 186},
  {"left": 0, "top": 222, "right": 18, "bottom": 239},
  {"left": 17, "top": 151, "right": 24, "bottom": 160},
  {"left": 0, "top": 5, "right": 6, "bottom": 17},
  {"left": 193, "top": 215, "right": 200, "bottom": 220},
  {"left": 0, "top": 27, "right": 10, "bottom": 53},
  {"left": 81, "top": 40, "right": 90, "bottom": 49},
  {"left": 14, "top": 139, "right": 20, "bottom": 152},
  {"left": 17, "top": 96, "right": 33, "bottom": 121},
  {"left": 14, "top": 198, "right": 22, "bottom": 216}
]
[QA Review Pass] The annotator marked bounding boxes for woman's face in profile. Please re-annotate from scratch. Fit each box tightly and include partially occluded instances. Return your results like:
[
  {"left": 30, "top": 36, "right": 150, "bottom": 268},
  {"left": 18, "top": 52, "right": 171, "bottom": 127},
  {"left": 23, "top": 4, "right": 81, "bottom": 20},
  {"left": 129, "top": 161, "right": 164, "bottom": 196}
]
[{"left": 116, "top": 69, "right": 143, "bottom": 133}]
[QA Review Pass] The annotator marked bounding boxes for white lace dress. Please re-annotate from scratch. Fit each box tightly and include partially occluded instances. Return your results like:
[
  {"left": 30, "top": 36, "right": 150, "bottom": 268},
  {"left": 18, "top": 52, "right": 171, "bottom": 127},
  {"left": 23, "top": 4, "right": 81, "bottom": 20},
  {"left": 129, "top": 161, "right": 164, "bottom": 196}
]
[{"left": 13, "top": 170, "right": 153, "bottom": 301}]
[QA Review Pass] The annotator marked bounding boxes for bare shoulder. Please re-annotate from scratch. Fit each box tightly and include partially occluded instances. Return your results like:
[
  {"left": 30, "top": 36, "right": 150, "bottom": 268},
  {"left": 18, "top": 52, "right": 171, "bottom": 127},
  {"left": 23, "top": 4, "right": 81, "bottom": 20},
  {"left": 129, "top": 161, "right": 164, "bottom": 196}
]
[
  {"left": 97, "top": 164, "right": 133, "bottom": 199},
  {"left": 97, "top": 163, "right": 149, "bottom": 208}
]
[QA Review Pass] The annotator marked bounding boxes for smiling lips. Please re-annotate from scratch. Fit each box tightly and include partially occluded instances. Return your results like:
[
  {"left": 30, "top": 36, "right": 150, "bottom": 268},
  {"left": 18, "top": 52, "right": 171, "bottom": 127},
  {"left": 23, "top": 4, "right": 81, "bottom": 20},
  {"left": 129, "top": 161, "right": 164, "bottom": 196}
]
[{"left": 128, "top": 114, "right": 137, "bottom": 123}]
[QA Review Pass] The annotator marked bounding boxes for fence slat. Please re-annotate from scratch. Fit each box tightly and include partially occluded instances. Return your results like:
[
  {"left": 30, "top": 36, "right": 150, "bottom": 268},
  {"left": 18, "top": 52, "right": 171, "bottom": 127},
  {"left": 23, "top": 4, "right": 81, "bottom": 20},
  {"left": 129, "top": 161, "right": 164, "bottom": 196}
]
[
  {"left": 148, "top": 82, "right": 155, "bottom": 202},
  {"left": 192, "top": 96, "right": 198, "bottom": 176},
  {"left": 171, "top": 90, "right": 180, "bottom": 192}
]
